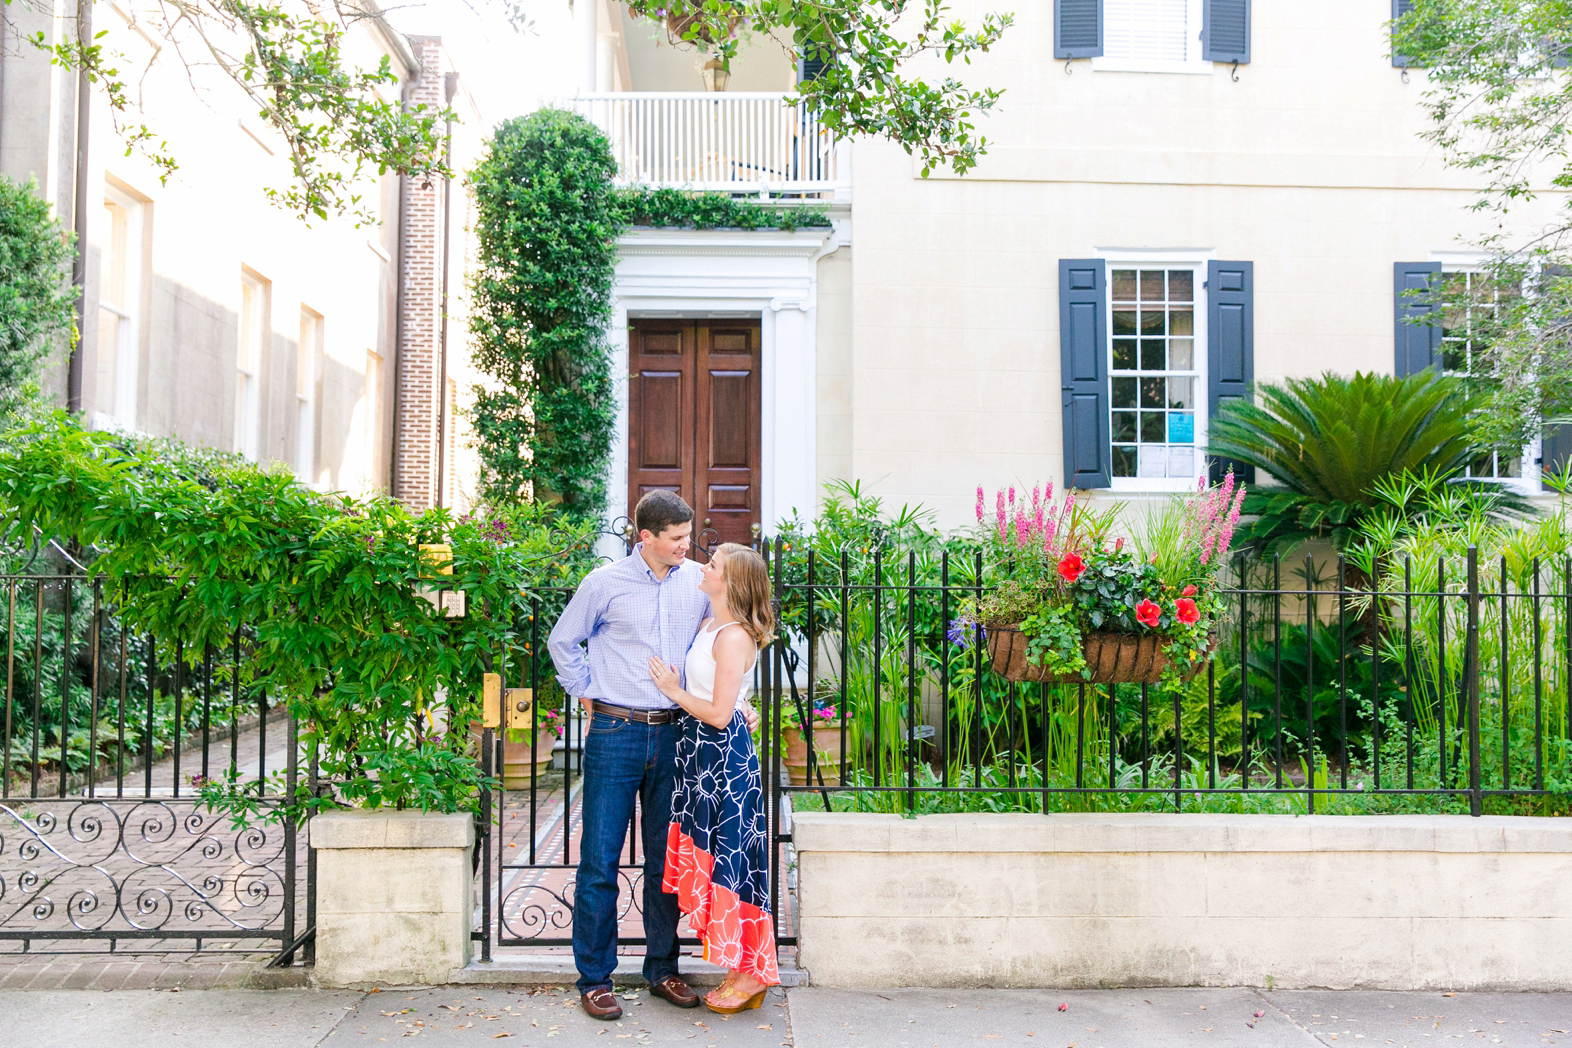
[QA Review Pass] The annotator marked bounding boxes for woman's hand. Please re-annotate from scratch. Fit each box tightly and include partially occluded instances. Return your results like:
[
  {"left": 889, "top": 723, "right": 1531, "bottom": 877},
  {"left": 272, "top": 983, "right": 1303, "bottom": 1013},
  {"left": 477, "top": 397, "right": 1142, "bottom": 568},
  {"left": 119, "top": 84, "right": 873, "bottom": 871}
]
[{"left": 648, "top": 656, "right": 682, "bottom": 698}]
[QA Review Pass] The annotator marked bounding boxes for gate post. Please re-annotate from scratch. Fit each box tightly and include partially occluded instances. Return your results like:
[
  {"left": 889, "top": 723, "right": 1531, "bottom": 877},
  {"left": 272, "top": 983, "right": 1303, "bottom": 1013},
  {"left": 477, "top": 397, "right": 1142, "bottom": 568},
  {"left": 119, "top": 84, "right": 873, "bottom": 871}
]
[{"left": 311, "top": 810, "right": 476, "bottom": 987}]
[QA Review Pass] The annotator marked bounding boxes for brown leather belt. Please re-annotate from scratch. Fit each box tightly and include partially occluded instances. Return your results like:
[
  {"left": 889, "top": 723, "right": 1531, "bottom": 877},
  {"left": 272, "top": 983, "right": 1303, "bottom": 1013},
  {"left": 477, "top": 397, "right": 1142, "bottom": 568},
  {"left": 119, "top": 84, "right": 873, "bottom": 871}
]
[{"left": 591, "top": 701, "right": 683, "bottom": 725}]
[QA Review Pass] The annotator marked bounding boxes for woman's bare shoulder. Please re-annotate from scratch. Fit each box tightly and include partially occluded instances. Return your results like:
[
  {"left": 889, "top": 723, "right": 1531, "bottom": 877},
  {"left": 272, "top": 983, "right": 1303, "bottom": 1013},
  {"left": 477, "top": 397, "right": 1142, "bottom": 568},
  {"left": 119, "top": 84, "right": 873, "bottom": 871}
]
[{"left": 713, "top": 622, "right": 757, "bottom": 661}]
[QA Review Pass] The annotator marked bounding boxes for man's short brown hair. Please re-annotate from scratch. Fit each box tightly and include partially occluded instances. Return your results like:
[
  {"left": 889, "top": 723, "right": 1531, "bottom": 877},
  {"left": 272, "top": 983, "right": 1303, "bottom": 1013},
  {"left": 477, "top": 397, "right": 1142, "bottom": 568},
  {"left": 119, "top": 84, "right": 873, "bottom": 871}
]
[{"left": 634, "top": 489, "right": 694, "bottom": 539}]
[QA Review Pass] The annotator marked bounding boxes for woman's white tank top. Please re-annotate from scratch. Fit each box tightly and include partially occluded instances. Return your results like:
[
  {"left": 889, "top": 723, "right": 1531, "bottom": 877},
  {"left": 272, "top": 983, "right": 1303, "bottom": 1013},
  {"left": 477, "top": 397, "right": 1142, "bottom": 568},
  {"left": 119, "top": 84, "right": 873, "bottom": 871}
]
[{"left": 684, "top": 619, "right": 757, "bottom": 704}]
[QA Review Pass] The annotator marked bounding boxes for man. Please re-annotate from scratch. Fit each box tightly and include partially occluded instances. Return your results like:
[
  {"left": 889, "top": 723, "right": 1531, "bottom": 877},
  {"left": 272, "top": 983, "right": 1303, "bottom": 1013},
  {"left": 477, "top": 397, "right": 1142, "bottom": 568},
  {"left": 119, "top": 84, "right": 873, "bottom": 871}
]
[{"left": 548, "top": 490, "right": 756, "bottom": 1020}]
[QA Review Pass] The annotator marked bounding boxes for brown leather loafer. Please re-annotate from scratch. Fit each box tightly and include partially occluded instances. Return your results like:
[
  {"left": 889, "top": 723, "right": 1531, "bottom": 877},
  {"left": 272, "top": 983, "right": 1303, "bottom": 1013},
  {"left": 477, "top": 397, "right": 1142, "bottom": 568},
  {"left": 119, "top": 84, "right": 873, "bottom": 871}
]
[
  {"left": 581, "top": 986, "right": 622, "bottom": 1021},
  {"left": 649, "top": 974, "right": 701, "bottom": 1008}
]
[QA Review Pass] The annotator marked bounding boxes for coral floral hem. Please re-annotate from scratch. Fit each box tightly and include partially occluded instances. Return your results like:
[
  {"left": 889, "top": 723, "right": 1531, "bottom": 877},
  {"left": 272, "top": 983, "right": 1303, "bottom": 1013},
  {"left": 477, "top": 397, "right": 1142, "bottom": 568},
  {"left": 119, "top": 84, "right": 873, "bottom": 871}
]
[{"left": 663, "top": 822, "right": 780, "bottom": 986}]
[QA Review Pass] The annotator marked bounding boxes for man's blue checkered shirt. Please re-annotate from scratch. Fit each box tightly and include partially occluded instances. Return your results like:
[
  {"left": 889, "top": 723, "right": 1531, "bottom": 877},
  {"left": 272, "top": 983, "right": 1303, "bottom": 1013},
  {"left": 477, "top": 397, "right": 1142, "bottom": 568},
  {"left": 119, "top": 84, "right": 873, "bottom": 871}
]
[{"left": 548, "top": 545, "right": 711, "bottom": 710}]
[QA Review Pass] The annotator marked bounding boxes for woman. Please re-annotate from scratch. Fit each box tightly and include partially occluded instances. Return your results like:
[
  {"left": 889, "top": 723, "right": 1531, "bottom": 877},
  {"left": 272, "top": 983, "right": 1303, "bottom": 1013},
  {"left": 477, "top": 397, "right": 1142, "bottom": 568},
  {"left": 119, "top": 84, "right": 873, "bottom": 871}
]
[{"left": 647, "top": 542, "right": 779, "bottom": 1013}]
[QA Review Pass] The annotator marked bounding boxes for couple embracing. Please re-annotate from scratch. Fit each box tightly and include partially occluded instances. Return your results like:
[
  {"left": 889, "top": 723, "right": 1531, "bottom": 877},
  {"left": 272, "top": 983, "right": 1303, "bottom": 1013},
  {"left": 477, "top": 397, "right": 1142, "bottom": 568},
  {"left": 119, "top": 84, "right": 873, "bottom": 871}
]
[{"left": 547, "top": 490, "right": 779, "bottom": 1021}]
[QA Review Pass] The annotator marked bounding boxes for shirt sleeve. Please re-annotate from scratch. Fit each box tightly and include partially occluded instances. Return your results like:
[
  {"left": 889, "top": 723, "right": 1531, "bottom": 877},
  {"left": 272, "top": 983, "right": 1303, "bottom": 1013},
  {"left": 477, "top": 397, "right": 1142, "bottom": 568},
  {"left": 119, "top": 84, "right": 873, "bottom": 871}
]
[{"left": 548, "top": 574, "right": 600, "bottom": 698}]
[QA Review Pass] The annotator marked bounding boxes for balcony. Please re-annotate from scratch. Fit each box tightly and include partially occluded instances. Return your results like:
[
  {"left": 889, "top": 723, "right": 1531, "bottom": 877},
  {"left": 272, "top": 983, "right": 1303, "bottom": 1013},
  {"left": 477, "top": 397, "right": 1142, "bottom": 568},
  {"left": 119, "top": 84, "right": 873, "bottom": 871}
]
[{"left": 573, "top": 92, "right": 848, "bottom": 198}]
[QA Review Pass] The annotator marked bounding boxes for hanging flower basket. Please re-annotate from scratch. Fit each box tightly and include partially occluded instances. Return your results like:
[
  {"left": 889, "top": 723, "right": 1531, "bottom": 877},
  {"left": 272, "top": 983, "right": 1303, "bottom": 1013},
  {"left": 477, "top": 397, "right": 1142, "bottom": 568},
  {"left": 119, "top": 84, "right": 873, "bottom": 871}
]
[{"left": 986, "top": 626, "right": 1216, "bottom": 685}]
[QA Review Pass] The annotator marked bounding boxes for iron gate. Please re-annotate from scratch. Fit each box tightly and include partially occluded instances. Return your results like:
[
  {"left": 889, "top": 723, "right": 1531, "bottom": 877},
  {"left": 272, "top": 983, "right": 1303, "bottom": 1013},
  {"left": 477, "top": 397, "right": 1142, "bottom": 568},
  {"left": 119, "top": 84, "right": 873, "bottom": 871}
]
[{"left": 0, "top": 573, "right": 311, "bottom": 960}]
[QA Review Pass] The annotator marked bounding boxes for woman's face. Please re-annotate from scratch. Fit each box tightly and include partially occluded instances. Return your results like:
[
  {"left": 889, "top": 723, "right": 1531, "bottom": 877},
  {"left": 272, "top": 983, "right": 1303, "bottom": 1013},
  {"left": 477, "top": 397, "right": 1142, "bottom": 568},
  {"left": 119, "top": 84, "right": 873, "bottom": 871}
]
[{"left": 699, "top": 550, "right": 728, "bottom": 602}]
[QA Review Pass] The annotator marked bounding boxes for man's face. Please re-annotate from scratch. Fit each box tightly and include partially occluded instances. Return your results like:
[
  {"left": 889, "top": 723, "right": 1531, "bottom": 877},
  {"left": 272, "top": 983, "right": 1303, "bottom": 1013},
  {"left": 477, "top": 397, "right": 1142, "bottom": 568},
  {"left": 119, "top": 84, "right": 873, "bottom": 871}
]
[{"left": 639, "top": 520, "right": 693, "bottom": 565}]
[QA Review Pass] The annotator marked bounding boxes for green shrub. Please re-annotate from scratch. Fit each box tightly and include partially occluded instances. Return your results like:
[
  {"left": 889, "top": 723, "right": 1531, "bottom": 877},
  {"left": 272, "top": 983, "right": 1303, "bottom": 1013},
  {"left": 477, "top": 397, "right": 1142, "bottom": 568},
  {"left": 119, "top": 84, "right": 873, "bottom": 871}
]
[{"left": 0, "top": 175, "right": 75, "bottom": 417}]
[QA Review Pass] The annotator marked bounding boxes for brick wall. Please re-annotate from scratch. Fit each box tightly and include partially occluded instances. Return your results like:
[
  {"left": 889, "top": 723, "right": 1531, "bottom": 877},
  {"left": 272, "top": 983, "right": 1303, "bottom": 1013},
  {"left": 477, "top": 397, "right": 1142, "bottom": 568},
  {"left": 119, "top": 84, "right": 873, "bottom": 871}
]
[{"left": 392, "top": 36, "right": 448, "bottom": 510}]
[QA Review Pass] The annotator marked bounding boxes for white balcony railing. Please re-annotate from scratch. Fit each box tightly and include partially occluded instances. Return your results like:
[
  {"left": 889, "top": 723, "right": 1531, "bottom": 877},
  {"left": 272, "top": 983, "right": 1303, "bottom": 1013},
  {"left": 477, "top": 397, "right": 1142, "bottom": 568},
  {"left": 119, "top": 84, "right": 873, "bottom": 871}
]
[{"left": 573, "top": 92, "right": 848, "bottom": 197}]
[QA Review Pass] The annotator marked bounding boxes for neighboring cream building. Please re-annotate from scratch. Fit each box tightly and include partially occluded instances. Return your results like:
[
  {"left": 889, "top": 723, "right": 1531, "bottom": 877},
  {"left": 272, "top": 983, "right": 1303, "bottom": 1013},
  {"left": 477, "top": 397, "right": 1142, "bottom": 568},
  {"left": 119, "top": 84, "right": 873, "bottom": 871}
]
[
  {"left": 569, "top": 0, "right": 1566, "bottom": 536},
  {"left": 0, "top": 1, "right": 482, "bottom": 510}
]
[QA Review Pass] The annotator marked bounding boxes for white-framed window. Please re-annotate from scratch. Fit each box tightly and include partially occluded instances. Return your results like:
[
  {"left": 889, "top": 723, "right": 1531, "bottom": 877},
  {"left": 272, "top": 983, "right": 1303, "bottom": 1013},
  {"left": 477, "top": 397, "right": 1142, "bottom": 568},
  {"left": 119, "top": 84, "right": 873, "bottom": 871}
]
[
  {"left": 236, "top": 271, "right": 269, "bottom": 460},
  {"left": 296, "top": 308, "right": 323, "bottom": 484},
  {"left": 97, "top": 184, "right": 146, "bottom": 430},
  {"left": 1439, "top": 267, "right": 1539, "bottom": 489},
  {"left": 1092, "top": 0, "right": 1209, "bottom": 75},
  {"left": 1106, "top": 258, "right": 1209, "bottom": 491}
]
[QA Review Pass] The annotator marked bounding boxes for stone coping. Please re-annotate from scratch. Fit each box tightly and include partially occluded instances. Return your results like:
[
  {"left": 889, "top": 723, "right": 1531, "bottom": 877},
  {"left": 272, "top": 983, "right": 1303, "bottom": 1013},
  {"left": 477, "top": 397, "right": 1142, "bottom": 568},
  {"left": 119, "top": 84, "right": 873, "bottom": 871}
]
[
  {"left": 310, "top": 810, "right": 475, "bottom": 850},
  {"left": 790, "top": 812, "right": 1572, "bottom": 854}
]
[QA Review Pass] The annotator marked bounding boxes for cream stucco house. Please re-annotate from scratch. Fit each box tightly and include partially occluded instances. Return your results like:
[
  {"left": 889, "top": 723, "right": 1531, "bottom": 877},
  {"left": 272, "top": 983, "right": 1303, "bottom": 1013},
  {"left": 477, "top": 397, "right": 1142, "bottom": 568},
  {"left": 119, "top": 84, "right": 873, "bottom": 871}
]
[
  {"left": 565, "top": 0, "right": 1564, "bottom": 539},
  {"left": 0, "top": 0, "right": 483, "bottom": 509}
]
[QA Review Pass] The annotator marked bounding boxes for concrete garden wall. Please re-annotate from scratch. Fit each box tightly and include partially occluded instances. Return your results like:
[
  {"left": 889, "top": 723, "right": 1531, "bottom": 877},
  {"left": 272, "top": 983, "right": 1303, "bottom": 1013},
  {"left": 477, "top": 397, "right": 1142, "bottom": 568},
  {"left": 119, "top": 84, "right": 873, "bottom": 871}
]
[{"left": 791, "top": 812, "right": 1572, "bottom": 990}]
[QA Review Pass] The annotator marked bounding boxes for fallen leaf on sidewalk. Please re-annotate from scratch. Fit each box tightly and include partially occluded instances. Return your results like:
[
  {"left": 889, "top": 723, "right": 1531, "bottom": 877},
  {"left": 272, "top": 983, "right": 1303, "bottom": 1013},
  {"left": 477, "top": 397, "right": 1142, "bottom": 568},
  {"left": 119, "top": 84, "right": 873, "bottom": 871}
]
[
  {"left": 492, "top": 1035, "right": 513, "bottom": 1040},
  {"left": 1442, "top": 993, "right": 1457, "bottom": 998},
  {"left": 1058, "top": 1003, "right": 1069, "bottom": 1012},
  {"left": 1254, "top": 1011, "right": 1266, "bottom": 1018},
  {"left": 756, "top": 1024, "right": 771, "bottom": 1029}
]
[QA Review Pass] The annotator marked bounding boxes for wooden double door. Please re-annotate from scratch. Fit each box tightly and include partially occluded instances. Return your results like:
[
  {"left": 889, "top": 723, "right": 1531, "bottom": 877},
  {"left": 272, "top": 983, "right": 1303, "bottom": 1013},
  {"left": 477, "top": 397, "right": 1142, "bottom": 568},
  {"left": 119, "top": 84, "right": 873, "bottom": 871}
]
[{"left": 628, "top": 319, "right": 762, "bottom": 551}]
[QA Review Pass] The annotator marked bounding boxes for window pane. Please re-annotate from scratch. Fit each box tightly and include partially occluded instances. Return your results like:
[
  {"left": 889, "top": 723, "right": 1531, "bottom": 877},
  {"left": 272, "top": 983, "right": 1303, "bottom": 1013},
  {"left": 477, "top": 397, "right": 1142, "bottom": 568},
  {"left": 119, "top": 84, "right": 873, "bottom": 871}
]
[
  {"left": 1168, "top": 271, "right": 1193, "bottom": 301},
  {"left": 1112, "top": 339, "right": 1137, "bottom": 370},
  {"left": 1140, "top": 270, "right": 1165, "bottom": 301},
  {"left": 1113, "top": 377, "right": 1138, "bottom": 408},
  {"left": 1106, "top": 0, "right": 1189, "bottom": 62},
  {"left": 1140, "top": 310, "right": 1165, "bottom": 336},
  {"left": 1442, "top": 345, "right": 1467, "bottom": 372},
  {"left": 1169, "top": 338, "right": 1194, "bottom": 370},
  {"left": 1167, "top": 377, "right": 1193, "bottom": 409},
  {"left": 1141, "top": 411, "right": 1166, "bottom": 442},
  {"left": 1170, "top": 309, "right": 1193, "bottom": 336},
  {"left": 1167, "top": 446, "right": 1195, "bottom": 478},
  {"left": 1112, "top": 270, "right": 1137, "bottom": 301},
  {"left": 1140, "top": 377, "right": 1165, "bottom": 408},
  {"left": 1138, "top": 445, "right": 1169, "bottom": 478},
  {"left": 1112, "top": 310, "right": 1137, "bottom": 336},
  {"left": 1113, "top": 446, "right": 1137, "bottom": 477},
  {"left": 1140, "top": 339, "right": 1165, "bottom": 370},
  {"left": 1112, "top": 411, "right": 1137, "bottom": 441},
  {"left": 1168, "top": 412, "right": 1195, "bottom": 442}
]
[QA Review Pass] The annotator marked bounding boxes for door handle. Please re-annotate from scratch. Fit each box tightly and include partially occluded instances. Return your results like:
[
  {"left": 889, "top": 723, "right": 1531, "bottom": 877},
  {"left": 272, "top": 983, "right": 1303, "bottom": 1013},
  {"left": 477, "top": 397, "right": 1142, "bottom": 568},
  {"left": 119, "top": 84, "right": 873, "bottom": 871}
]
[{"left": 703, "top": 518, "right": 711, "bottom": 526}]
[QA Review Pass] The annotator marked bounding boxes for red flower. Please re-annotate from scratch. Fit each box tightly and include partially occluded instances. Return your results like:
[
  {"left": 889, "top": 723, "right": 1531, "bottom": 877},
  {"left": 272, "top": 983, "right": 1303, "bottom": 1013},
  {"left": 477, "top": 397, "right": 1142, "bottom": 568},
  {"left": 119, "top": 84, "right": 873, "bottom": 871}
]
[
  {"left": 1135, "top": 599, "right": 1161, "bottom": 628},
  {"left": 1175, "top": 598, "right": 1200, "bottom": 624},
  {"left": 1181, "top": 585, "right": 1197, "bottom": 597},
  {"left": 1057, "top": 552, "right": 1086, "bottom": 583}
]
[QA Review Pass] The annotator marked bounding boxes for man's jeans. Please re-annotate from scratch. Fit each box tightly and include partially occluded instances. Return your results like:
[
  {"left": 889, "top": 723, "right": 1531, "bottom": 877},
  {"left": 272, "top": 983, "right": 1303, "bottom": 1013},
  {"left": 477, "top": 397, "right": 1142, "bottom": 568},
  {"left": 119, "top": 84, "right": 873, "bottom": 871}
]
[{"left": 573, "top": 711, "right": 682, "bottom": 994}]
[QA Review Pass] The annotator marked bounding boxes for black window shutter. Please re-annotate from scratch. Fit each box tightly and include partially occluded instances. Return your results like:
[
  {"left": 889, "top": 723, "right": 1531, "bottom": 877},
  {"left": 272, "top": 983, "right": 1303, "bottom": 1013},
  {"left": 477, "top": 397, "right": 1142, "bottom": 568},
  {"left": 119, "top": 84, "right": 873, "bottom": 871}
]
[
  {"left": 1207, "top": 261, "right": 1255, "bottom": 484},
  {"left": 1393, "top": 262, "right": 1443, "bottom": 376},
  {"left": 798, "top": 47, "right": 831, "bottom": 83},
  {"left": 1060, "top": 259, "right": 1111, "bottom": 489},
  {"left": 1055, "top": 0, "right": 1104, "bottom": 59},
  {"left": 1392, "top": 0, "right": 1415, "bottom": 67},
  {"left": 1201, "top": 0, "right": 1250, "bottom": 63}
]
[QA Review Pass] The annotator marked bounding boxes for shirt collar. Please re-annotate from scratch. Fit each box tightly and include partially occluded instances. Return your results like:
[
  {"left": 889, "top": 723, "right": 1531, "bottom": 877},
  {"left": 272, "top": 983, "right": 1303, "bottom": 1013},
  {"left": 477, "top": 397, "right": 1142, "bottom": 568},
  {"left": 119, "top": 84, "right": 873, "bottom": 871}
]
[{"left": 629, "top": 542, "right": 683, "bottom": 583}]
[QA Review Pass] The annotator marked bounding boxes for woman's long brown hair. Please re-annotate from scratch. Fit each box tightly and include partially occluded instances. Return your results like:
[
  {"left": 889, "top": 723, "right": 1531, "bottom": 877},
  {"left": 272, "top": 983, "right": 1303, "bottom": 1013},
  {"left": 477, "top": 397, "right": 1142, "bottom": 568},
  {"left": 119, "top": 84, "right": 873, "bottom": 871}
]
[{"left": 716, "top": 543, "right": 775, "bottom": 650}]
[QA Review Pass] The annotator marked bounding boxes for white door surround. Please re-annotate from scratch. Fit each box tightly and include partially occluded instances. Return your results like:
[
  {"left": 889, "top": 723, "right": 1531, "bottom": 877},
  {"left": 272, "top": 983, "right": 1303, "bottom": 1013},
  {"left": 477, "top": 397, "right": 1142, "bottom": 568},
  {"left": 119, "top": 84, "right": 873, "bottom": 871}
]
[{"left": 608, "top": 223, "right": 848, "bottom": 547}]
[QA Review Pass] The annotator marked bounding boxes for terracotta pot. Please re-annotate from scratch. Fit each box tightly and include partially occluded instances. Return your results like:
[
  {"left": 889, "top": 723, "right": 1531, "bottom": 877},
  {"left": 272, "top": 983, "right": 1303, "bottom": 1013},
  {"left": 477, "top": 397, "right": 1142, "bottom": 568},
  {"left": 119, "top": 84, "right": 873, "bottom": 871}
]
[
  {"left": 500, "top": 730, "right": 557, "bottom": 790},
  {"left": 987, "top": 626, "right": 1177, "bottom": 684},
  {"left": 782, "top": 725, "right": 845, "bottom": 787}
]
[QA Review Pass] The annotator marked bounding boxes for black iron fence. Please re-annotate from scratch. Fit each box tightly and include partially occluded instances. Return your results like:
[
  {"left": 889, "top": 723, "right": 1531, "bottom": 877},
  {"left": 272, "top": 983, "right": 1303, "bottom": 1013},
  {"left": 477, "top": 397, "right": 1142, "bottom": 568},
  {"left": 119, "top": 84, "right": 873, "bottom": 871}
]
[
  {"left": 0, "top": 573, "right": 308, "bottom": 958},
  {"left": 11, "top": 540, "right": 1569, "bottom": 961},
  {"left": 759, "top": 543, "right": 1572, "bottom": 830}
]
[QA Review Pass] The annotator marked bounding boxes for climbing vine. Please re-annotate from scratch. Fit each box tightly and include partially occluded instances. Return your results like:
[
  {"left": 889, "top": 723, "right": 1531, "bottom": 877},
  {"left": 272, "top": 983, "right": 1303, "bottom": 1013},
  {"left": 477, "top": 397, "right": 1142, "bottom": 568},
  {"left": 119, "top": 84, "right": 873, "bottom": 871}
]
[
  {"left": 468, "top": 109, "right": 622, "bottom": 518},
  {"left": 468, "top": 110, "right": 835, "bottom": 521}
]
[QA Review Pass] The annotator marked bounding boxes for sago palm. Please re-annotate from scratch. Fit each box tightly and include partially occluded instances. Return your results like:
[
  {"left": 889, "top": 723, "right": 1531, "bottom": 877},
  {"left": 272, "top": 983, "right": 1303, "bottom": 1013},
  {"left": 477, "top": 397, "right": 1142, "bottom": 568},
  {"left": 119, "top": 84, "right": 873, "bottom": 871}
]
[{"left": 1208, "top": 370, "right": 1518, "bottom": 556}]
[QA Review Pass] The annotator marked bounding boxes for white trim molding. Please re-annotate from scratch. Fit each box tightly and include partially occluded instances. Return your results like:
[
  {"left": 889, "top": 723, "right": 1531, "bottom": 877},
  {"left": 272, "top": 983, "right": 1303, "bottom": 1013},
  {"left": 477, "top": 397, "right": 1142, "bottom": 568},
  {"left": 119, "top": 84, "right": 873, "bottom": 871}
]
[{"left": 607, "top": 222, "right": 849, "bottom": 553}]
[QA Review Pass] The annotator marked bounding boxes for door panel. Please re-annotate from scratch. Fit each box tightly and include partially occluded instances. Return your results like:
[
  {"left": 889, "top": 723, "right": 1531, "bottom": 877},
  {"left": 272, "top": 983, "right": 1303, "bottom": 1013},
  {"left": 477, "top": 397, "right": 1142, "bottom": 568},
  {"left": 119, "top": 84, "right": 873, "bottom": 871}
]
[
  {"left": 627, "top": 319, "right": 761, "bottom": 552},
  {"left": 628, "top": 321, "right": 695, "bottom": 518},
  {"left": 695, "top": 323, "right": 762, "bottom": 549}
]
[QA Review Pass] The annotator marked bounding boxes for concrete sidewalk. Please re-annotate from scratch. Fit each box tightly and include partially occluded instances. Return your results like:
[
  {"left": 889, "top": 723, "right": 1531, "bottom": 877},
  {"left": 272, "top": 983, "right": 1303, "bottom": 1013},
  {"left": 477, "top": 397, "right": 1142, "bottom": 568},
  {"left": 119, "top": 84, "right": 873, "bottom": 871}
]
[{"left": 0, "top": 985, "right": 1567, "bottom": 1048}]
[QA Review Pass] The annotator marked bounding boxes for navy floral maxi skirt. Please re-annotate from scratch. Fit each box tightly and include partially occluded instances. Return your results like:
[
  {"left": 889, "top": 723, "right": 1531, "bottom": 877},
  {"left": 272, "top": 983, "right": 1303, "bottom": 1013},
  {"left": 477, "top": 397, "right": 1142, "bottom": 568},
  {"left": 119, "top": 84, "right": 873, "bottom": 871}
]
[{"left": 663, "top": 710, "right": 780, "bottom": 985}]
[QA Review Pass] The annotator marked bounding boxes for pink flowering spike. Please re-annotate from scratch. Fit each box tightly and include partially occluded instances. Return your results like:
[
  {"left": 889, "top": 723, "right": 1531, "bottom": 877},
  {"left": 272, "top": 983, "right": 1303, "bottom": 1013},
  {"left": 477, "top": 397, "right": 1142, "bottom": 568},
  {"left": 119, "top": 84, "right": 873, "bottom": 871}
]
[
  {"left": 996, "top": 491, "right": 1007, "bottom": 541},
  {"left": 976, "top": 485, "right": 985, "bottom": 524},
  {"left": 1045, "top": 518, "right": 1057, "bottom": 549},
  {"left": 1044, "top": 481, "right": 1054, "bottom": 506},
  {"left": 1198, "top": 474, "right": 1208, "bottom": 492},
  {"left": 1218, "top": 487, "right": 1246, "bottom": 558},
  {"left": 1008, "top": 485, "right": 1017, "bottom": 509},
  {"left": 1031, "top": 483, "right": 1041, "bottom": 513}
]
